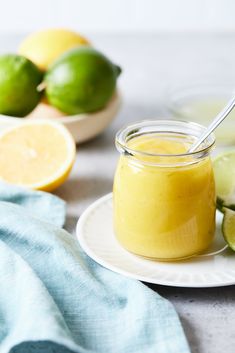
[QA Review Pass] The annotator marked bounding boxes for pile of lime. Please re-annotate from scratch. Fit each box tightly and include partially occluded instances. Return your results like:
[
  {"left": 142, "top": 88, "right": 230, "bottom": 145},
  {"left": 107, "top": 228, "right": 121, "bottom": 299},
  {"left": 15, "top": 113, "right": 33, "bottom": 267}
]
[
  {"left": 0, "top": 29, "right": 121, "bottom": 117},
  {"left": 213, "top": 151, "right": 235, "bottom": 250}
]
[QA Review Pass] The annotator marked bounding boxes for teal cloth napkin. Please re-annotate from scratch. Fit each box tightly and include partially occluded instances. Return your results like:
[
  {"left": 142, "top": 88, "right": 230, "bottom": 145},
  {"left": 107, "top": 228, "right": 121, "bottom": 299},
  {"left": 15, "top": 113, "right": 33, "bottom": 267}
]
[{"left": 0, "top": 182, "right": 190, "bottom": 353}]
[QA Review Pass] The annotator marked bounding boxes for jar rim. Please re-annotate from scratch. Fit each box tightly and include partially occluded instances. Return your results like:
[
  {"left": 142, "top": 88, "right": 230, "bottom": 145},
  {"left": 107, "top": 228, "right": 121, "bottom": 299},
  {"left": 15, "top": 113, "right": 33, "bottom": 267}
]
[{"left": 115, "top": 119, "right": 215, "bottom": 158}]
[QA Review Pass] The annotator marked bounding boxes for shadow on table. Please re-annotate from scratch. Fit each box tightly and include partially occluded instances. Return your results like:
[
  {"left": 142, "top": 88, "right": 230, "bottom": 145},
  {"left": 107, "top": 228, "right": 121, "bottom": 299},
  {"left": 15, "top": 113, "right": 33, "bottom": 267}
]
[
  {"left": 179, "top": 315, "right": 200, "bottom": 353},
  {"left": 63, "top": 215, "right": 78, "bottom": 235},
  {"left": 55, "top": 176, "right": 113, "bottom": 204},
  {"left": 146, "top": 283, "right": 235, "bottom": 303},
  {"left": 145, "top": 283, "right": 235, "bottom": 353}
]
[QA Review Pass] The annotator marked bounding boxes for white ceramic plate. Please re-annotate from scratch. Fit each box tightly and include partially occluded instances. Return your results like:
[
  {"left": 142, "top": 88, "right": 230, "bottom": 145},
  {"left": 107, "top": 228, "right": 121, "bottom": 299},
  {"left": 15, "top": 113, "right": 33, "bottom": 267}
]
[{"left": 76, "top": 193, "right": 235, "bottom": 288}]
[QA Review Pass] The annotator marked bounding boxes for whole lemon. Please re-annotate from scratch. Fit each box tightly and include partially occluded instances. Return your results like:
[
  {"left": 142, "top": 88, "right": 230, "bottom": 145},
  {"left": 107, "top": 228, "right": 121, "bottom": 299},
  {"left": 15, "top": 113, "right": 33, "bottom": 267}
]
[
  {"left": 45, "top": 47, "right": 121, "bottom": 115},
  {"left": 19, "top": 28, "right": 89, "bottom": 71},
  {"left": 0, "top": 54, "right": 43, "bottom": 117}
]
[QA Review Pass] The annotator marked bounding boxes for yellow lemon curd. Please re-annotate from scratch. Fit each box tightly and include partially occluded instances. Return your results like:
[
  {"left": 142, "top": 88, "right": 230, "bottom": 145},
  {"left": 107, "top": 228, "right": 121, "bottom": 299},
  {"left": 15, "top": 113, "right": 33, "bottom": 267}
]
[{"left": 113, "top": 134, "right": 216, "bottom": 260}]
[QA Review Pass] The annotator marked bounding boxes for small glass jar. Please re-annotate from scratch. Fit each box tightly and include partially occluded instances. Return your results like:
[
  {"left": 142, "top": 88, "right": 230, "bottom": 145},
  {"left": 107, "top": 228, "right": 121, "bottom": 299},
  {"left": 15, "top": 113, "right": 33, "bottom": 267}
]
[{"left": 113, "top": 120, "right": 216, "bottom": 261}]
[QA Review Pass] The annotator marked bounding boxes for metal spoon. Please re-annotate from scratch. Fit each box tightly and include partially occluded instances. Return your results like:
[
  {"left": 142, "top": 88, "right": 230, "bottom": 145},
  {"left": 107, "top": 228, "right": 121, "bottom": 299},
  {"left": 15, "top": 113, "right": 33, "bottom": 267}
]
[{"left": 189, "top": 95, "right": 235, "bottom": 152}]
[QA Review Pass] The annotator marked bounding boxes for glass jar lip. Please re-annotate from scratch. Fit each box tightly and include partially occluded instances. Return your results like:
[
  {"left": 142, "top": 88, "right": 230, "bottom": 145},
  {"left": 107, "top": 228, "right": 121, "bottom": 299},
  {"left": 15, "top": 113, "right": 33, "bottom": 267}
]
[{"left": 115, "top": 119, "right": 215, "bottom": 158}]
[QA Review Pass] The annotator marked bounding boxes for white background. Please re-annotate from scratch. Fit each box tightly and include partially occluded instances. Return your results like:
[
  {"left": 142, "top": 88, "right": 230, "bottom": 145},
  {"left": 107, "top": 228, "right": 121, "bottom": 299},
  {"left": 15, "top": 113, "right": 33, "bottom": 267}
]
[{"left": 1, "top": 0, "right": 235, "bottom": 34}]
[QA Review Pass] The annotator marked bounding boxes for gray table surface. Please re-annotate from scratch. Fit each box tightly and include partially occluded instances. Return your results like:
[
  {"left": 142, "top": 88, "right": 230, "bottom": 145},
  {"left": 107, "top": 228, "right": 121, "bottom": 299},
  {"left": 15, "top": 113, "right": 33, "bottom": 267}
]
[{"left": 2, "top": 33, "right": 235, "bottom": 353}]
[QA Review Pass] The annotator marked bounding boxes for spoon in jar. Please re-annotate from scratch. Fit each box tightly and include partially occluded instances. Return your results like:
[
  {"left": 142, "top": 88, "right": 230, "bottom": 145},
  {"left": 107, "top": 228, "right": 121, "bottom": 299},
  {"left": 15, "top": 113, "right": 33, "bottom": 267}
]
[{"left": 189, "top": 95, "right": 235, "bottom": 152}]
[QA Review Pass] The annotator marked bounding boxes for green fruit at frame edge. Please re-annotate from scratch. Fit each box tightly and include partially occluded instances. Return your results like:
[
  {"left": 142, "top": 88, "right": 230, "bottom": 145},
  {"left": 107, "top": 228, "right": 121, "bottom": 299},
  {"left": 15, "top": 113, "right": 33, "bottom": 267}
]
[
  {"left": 213, "top": 151, "right": 235, "bottom": 212},
  {"left": 0, "top": 54, "right": 43, "bottom": 117},
  {"left": 45, "top": 46, "right": 121, "bottom": 115},
  {"left": 222, "top": 207, "right": 235, "bottom": 250}
]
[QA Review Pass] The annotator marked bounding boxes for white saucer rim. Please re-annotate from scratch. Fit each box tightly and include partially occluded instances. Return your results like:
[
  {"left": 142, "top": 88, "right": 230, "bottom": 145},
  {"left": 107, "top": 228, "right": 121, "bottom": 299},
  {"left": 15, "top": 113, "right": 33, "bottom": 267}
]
[{"left": 76, "top": 193, "right": 235, "bottom": 288}]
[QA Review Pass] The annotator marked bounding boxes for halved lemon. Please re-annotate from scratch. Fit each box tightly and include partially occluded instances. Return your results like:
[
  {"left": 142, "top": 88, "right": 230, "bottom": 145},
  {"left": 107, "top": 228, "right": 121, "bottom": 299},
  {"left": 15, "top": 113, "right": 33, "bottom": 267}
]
[{"left": 0, "top": 120, "right": 76, "bottom": 191}]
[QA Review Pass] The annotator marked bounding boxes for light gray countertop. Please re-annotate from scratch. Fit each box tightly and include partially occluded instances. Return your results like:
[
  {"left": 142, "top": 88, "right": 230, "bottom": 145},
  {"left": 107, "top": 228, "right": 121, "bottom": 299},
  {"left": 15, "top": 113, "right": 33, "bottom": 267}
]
[{"left": 2, "top": 33, "right": 235, "bottom": 353}]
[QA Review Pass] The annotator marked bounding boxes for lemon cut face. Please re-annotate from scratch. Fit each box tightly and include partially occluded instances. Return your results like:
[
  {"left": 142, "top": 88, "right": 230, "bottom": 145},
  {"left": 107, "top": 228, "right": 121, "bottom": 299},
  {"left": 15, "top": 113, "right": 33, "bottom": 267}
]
[{"left": 0, "top": 120, "right": 76, "bottom": 191}]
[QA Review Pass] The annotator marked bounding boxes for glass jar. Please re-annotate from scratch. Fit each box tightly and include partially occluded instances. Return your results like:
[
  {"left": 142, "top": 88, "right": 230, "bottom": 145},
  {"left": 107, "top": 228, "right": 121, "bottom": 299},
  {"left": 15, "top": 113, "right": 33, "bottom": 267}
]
[{"left": 113, "top": 120, "right": 216, "bottom": 261}]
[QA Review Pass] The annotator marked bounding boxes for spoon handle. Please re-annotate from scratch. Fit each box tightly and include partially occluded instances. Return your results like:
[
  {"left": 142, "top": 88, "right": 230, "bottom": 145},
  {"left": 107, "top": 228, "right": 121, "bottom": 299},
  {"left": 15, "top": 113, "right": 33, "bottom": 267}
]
[{"left": 189, "top": 95, "right": 235, "bottom": 152}]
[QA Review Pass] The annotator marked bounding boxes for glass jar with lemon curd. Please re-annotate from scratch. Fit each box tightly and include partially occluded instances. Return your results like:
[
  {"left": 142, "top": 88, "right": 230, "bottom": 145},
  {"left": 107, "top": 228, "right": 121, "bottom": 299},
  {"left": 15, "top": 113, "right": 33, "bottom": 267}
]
[{"left": 113, "top": 120, "right": 216, "bottom": 261}]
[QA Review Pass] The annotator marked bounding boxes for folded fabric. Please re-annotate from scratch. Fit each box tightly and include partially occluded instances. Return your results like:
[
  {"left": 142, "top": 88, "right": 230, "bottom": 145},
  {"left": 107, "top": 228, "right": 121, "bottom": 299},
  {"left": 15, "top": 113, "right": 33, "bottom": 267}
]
[{"left": 0, "top": 182, "right": 190, "bottom": 353}]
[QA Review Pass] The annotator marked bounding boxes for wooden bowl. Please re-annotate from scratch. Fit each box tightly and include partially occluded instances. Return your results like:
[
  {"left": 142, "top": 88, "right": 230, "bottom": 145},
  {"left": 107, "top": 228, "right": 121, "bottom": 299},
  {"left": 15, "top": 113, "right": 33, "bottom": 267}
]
[{"left": 0, "top": 91, "right": 121, "bottom": 143}]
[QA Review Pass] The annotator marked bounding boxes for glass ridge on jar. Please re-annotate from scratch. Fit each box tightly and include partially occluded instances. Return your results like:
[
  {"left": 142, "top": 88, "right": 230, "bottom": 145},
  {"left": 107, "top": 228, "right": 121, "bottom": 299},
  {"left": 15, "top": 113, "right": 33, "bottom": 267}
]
[{"left": 113, "top": 120, "right": 216, "bottom": 261}]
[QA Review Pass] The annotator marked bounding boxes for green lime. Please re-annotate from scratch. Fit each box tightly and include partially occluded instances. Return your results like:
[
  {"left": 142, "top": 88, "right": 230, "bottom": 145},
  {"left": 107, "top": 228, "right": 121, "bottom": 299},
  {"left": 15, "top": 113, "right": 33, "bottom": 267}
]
[
  {"left": 213, "top": 151, "right": 235, "bottom": 211},
  {"left": 45, "top": 46, "right": 121, "bottom": 115},
  {"left": 222, "top": 207, "right": 235, "bottom": 250},
  {"left": 0, "top": 54, "right": 43, "bottom": 117}
]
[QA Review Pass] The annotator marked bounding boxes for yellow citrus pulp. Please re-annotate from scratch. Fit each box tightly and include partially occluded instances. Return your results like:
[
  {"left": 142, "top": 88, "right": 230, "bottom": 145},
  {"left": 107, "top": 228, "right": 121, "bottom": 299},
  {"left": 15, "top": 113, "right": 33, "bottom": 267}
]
[
  {"left": 19, "top": 28, "right": 90, "bottom": 70},
  {"left": 0, "top": 120, "right": 76, "bottom": 191}
]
